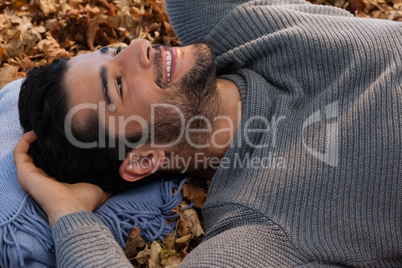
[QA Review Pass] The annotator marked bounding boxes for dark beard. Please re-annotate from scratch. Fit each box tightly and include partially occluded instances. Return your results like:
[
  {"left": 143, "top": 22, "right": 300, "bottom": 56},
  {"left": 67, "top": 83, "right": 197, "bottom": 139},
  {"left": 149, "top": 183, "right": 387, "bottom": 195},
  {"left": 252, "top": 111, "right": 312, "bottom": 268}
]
[{"left": 151, "top": 42, "right": 219, "bottom": 150}]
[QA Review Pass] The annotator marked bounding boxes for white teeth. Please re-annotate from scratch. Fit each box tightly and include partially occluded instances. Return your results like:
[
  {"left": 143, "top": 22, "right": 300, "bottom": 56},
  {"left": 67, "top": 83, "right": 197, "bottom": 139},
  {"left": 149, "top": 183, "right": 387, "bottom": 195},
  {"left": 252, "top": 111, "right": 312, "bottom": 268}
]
[
  {"left": 165, "top": 50, "right": 172, "bottom": 82},
  {"left": 166, "top": 51, "right": 172, "bottom": 61}
]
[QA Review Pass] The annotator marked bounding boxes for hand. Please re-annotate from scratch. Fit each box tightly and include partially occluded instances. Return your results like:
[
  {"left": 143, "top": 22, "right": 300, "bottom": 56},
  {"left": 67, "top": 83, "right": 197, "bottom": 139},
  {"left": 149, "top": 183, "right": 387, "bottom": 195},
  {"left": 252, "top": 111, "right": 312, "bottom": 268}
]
[{"left": 13, "top": 131, "right": 111, "bottom": 227}]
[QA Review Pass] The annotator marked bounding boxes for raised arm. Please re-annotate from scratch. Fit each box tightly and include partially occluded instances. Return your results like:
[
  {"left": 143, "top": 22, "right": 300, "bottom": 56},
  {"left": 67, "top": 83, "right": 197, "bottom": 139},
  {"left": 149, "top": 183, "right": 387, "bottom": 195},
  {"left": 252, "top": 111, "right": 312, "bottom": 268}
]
[
  {"left": 165, "top": 0, "right": 251, "bottom": 45},
  {"left": 14, "top": 132, "right": 132, "bottom": 267}
]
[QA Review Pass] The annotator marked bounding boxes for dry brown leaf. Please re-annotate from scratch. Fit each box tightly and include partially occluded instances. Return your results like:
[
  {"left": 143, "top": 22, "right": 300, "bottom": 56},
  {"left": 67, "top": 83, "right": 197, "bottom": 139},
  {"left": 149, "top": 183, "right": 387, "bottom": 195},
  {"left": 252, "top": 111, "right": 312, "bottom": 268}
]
[
  {"left": 0, "top": 65, "right": 25, "bottom": 90},
  {"left": 349, "top": 0, "right": 364, "bottom": 12},
  {"left": 161, "top": 252, "right": 181, "bottom": 268},
  {"left": 171, "top": 200, "right": 205, "bottom": 241},
  {"left": 8, "top": 54, "right": 40, "bottom": 71},
  {"left": 172, "top": 205, "right": 191, "bottom": 237},
  {"left": 182, "top": 182, "right": 207, "bottom": 209},
  {"left": 162, "top": 232, "right": 176, "bottom": 250},
  {"left": 32, "top": 33, "right": 71, "bottom": 62},
  {"left": 98, "top": 0, "right": 113, "bottom": 10},
  {"left": 160, "top": 243, "right": 182, "bottom": 268},
  {"left": 149, "top": 241, "right": 162, "bottom": 268},
  {"left": 39, "top": 0, "right": 59, "bottom": 16},
  {"left": 0, "top": 13, "right": 40, "bottom": 59},
  {"left": 387, "top": 10, "right": 402, "bottom": 20},
  {"left": 125, "top": 227, "right": 145, "bottom": 260},
  {"left": 135, "top": 244, "right": 151, "bottom": 265},
  {"left": 86, "top": 15, "right": 99, "bottom": 50},
  {"left": 175, "top": 233, "right": 192, "bottom": 254},
  {"left": 309, "top": 0, "right": 400, "bottom": 20},
  {"left": 182, "top": 206, "right": 204, "bottom": 238}
]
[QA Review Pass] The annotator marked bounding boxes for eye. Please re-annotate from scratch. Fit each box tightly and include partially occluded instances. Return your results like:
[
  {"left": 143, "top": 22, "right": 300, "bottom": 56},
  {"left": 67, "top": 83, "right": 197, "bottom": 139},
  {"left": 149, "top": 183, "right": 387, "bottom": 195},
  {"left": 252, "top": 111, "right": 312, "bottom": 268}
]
[
  {"left": 115, "top": 46, "right": 123, "bottom": 56},
  {"left": 115, "top": 46, "right": 124, "bottom": 99},
  {"left": 116, "top": 76, "right": 123, "bottom": 99}
]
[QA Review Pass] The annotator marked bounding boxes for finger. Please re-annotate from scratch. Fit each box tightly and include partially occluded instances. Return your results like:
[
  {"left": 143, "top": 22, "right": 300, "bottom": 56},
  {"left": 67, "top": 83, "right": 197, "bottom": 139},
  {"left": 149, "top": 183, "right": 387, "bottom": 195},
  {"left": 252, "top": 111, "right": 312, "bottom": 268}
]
[
  {"left": 14, "top": 131, "right": 37, "bottom": 160},
  {"left": 20, "top": 130, "right": 37, "bottom": 146}
]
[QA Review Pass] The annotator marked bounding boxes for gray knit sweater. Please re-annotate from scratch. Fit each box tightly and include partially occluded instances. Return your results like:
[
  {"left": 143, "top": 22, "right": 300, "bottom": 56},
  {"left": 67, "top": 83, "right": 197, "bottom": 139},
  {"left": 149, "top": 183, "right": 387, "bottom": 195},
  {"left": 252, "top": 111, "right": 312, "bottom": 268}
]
[{"left": 52, "top": 0, "right": 402, "bottom": 267}]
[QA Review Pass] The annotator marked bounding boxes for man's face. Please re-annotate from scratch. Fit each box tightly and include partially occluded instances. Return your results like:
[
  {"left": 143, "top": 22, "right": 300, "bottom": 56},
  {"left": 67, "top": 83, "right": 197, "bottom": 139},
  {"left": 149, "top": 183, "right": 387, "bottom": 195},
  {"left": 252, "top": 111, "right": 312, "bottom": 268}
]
[{"left": 65, "top": 39, "right": 217, "bottom": 146}]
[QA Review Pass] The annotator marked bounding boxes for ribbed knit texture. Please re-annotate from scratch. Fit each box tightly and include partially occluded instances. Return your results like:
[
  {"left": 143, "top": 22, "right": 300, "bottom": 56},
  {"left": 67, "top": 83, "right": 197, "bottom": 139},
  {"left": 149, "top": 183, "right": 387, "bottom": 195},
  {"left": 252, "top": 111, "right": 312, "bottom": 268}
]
[
  {"left": 51, "top": 0, "right": 402, "bottom": 267},
  {"left": 0, "top": 80, "right": 187, "bottom": 267},
  {"left": 52, "top": 212, "right": 133, "bottom": 268}
]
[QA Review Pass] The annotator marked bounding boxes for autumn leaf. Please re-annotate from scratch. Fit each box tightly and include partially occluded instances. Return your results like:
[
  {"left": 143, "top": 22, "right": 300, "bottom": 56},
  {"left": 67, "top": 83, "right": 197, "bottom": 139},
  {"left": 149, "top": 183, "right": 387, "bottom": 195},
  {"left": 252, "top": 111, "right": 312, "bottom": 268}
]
[
  {"left": 32, "top": 33, "right": 71, "bottom": 62},
  {"left": 125, "top": 227, "right": 145, "bottom": 260},
  {"left": 181, "top": 203, "right": 204, "bottom": 238},
  {"left": 0, "top": 65, "right": 25, "bottom": 89},
  {"left": 86, "top": 15, "right": 99, "bottom": 50},
  {"left": 39, "top": 0, "right": 59, "bottom": 16},
  {"left": 349, "top": 0, "right": 364, "bottom": 13},
  {"left": 149, "top": 241, "right": 162, "bottom": 268},
  {"left": 135, "top": 244, "right": 151, "bottom": 265},
  {"left": 182, "top": 180, "right": 208, "bottom": 209},
  {"left": 163, "top": 232, "right": 176, "bottom": 250},
  {"left": 175, "top": 233, "right": 192, "bottom": 254},
  {"left": 161, "top": 252, "right": 181, "bottom": 268}
]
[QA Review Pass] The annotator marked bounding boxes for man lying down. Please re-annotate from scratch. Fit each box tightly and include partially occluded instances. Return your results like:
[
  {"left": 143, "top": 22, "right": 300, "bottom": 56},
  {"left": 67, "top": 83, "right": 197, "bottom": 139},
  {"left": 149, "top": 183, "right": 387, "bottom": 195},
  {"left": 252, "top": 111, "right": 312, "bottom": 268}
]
[{"left": 14, "top": 0, "right": 402, "bottom": 267}]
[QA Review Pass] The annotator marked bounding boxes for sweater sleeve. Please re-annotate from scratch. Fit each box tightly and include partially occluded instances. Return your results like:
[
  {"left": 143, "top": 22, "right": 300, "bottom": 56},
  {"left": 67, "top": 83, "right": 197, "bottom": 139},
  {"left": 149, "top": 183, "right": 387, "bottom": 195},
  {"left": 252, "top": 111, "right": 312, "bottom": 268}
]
[
  {"left": 52, "top": 212, "right": 133, "bottom": 268},
  {"left": 180, "top": 223, "right": 308, "bottom": 267},
  {"left": 165, "top": 0, "right": 251, "bottom": 45}
]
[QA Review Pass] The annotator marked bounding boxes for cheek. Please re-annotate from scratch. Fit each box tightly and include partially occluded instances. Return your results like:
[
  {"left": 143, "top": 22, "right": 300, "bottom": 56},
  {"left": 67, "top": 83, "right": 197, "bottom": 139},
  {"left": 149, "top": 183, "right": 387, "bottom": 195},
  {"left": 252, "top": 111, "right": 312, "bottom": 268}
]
[
  {"left": 126, "top": 77, "right": 162, "bottom": 117},
  {"left": 104, "top": 109, "right": 147, "bottom": 137},
  {"left": 118, "top": 119, "right": 146, "bottom": 138}
]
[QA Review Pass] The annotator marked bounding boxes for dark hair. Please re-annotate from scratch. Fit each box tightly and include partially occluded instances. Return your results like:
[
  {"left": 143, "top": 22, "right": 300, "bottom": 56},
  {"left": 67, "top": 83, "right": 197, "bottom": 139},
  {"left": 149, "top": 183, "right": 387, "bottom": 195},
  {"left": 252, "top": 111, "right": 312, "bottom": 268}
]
[{"left": 18, "top": 58, "right": 166, "bottom": 193}]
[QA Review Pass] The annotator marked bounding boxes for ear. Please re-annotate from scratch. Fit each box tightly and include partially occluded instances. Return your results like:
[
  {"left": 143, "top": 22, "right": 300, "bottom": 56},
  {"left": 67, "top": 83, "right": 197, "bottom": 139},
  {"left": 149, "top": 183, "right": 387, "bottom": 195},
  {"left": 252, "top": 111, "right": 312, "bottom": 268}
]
[{"left": 119, "top": 150, "right": 165, "bottom": 182}]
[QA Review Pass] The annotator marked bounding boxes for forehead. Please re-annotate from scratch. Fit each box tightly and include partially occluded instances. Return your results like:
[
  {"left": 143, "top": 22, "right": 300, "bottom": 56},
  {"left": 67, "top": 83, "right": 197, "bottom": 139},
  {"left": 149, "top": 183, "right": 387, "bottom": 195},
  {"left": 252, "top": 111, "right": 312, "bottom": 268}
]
[
  {"left": 64, "top": 50, "right": 111, "bottom": 129},
  {"left": 67, "top": 49, "right": 111, "bottom": 80}
]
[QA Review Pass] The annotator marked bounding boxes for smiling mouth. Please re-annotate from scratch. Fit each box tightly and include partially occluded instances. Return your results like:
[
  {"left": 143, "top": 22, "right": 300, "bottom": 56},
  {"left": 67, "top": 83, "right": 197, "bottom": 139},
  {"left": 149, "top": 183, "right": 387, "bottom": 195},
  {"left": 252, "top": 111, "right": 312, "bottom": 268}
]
[{"left": 161, "top": 46, "right": 177, "bottom": 84}]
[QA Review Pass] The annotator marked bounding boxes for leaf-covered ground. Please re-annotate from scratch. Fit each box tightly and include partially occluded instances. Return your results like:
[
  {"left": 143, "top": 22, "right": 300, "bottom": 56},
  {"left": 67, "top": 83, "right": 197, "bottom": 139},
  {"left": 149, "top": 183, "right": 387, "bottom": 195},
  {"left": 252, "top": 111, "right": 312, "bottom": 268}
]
[
  {"left": 0, "top": 0, "right": 400, "bottom": 267},
  {"left": 0, "top": 0, "right": 181, "bottom": 88}
]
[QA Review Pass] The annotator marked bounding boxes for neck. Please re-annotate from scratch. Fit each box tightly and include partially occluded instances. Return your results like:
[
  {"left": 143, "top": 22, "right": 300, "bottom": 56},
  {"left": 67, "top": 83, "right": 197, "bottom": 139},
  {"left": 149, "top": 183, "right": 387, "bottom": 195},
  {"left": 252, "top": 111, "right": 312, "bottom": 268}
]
[{"left": 185, "top": 78, "right": 241, "bottom": 179}]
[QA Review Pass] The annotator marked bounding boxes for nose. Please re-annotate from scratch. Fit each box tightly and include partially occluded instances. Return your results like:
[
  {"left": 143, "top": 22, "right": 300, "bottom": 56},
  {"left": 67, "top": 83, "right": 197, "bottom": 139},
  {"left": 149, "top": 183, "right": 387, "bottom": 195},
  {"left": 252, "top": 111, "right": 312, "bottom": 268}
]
[{"left": 123, "top": 38, "right": 152, "bottom": 69}]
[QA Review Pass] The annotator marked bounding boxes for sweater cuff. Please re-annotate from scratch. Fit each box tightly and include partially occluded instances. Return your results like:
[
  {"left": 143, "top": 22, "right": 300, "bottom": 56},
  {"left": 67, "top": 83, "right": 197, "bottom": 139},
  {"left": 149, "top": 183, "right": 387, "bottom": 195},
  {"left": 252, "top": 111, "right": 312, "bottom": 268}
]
[
  {"left": 51, "top": 212, "right": 133, "bottom": 268},
  {"left": 52, "top": 211, "right": 105, "bottom": 240}
]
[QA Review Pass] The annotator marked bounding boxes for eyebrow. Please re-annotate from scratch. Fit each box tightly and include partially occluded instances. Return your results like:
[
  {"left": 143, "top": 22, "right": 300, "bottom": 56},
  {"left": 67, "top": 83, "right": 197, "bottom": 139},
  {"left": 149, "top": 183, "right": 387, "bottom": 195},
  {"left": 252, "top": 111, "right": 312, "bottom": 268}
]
[{"left": 100, "top": 66, "right": 112, "bottom": 105}]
